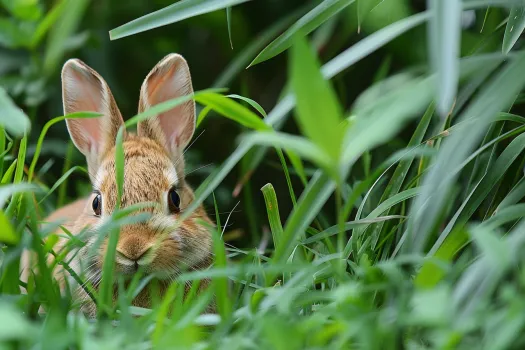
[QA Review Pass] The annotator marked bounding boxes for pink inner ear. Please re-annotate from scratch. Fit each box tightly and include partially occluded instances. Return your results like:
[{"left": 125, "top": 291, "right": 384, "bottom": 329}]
[
  {"left": 63, "top": 67, "right": 109, "bottom": 155},
  {"left": 146, "top": 62, "right": 194, "bottom": 150}
]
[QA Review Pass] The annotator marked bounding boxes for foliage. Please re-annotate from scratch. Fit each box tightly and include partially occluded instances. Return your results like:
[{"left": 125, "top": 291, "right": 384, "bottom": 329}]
[{"left": 2, "top": 0, "right": 525, "bottom": 349}]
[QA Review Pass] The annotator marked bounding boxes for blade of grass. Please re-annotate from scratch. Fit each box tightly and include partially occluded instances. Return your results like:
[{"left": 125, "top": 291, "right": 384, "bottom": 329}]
[
  {"left": 427, "top": 0, "right": 461, "bottom": 117},
  {"left": 110, "top": 0, "right": 252, "bottom": 40},
  {"left": 249, "top": 0, "right": 356, "bottom": 67},
  {"left": 408, "top": 50, "right": 525, "bottom": 254},
  {"left": 261, "top": 184, "right": 284, "bottom": 250},
  {"left": 503, "top": 6, "right": 525, "bottom": 54}
]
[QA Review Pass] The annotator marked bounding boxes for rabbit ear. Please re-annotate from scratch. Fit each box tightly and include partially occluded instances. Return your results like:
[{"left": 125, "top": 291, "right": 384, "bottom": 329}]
[
  {"left": 137, "top": 54, "right": 195, "bottom": 156},
  {"left": 62, "top": 59, "right": 124, "bottom": 174}
]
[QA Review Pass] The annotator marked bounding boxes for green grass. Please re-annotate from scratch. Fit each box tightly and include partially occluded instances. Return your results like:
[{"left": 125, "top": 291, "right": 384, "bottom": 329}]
[{"left": 3, "top": 0, "right": 525, "bottom": 349}]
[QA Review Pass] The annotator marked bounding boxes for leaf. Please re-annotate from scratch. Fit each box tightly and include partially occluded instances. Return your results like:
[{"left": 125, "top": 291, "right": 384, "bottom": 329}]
[
  {"left": 38, "top": 166, "right": 88, "bottom": 204},
  {"left": 28, "top": 112, "right": 100, "bottom": 183},
  {"left": 226, "top": 7, "right": 233, "bottom": 49},
  {"left": 227, "top": 94, "right": 267, "bottom": 117},
  {"left": 272, "top": 171, "right": 335, "bottom": 265},
  {"left": 249, "top": 0, "right": 356, "bottom": 67},
  {"left": 240, "top": 131, "right": 332, "bottom": 171},
  {"left": 0, "top": 86, "right": 30, "bottom": 137},
  {"left": 212, "top": 4, "right": 309, "bottom": 88},
  {"left": 110, "top": 0, "right": 252, "bottom": 40},
  {"left": 125, "top": 88, "right": 223, "bottom": 127},
  {"left": 290, "top": 37, "right": 343, "bottom": 161},
  {"left": 427, "top": 0, "right": 461, "bottom": 117},
  {"left": 0, "top": 210, "right": 17, "bottom": 244},
  {"left": 194, "top": 93, "right": 270, "bottom": 131},
  {"left": 261, "top": 184, "right": 284, "bottom": 250},
  {"left": 44, "top": 0, "right": 89, "bottom": 74},
  {"left": 31, "top": 0, "right": 68, "bottom": 48},
  {"left": 1, "top": 0, "right": 42, "bottom": 21},
  {"left": 369, "top": 103, "right": 435, "bottom": 249},
  {"left": 503, "top": 6, "right": 525, "bottom": 54},
  {"left": 408, "top": 51, "right": 525, "bottom": 254}
]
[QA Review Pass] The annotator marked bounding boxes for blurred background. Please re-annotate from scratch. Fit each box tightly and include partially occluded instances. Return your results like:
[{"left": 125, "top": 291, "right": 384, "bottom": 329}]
[{"left": 0, "top": 0, "right": 512, "bottom": 248}]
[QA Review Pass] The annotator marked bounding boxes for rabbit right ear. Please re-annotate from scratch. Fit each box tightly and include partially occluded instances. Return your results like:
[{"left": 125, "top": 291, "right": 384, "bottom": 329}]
[{"left": 62, "top": 59, "right": 124, "bottom": 175}]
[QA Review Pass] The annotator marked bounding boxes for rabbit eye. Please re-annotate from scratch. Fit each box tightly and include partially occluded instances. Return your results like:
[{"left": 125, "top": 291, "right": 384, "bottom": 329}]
[
  {"left": 92, "top": 194, "right": 102, "bottom": 216},
  {"left": 168, "top": 187, "right": 180, "bottom": 214}
]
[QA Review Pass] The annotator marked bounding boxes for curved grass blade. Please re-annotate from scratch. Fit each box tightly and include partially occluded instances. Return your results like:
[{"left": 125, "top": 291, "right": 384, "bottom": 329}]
[
  {"left": 427, "top": 0, "right": 461, "bottom": 117},
  {"left": 226, "top": 7, "right": 233, "bottom": 49},
  {"left": 195, "top": 93, "right": 270, "bottom": 131},
  {"left": 28, "top": 112, "right": 100, "bottom": 183},
  {"left": 110, "top": 0, "right": 252, "bottom": 40},
  {"left": 212, "top": 4, "right": 309, "bottom": 88},
  {"left": 249, "top": 0, "right": 356, "bottom": 67},
  {"left": 408, "top": 51, "right": 525, "bottom": 254},
  {"left": 503, "top": 6, "right": 525, "bottom": 54}
]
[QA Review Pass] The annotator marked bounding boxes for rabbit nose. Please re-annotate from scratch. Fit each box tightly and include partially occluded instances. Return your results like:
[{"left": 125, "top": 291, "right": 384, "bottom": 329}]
[
  {"left": 116, "top": 247, "right": 150, "bottom": 262},
  {"left": 116, "top": 237, "right": 151, "bottom": 263}
]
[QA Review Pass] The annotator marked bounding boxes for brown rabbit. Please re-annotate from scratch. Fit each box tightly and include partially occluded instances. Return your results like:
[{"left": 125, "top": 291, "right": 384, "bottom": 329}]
[{"left": 29, "top": 54, "right": 215, "bottom": 317}]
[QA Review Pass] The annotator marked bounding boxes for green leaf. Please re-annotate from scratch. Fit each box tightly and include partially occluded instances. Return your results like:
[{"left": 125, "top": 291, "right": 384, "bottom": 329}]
[
  {"left": 28, "top": 112, "right": 100, "bottom": 183},
  {"left": 125, "top": 88, "right": 222, "bottom": 127},
  {"left": 226, "top": 7, "right": 233, "bottom": 49},
  {"left": 241, "top": 131, "right": 332, "bottom": 171},
  {"left": 1, "top": 0, "right": 42, "bottom": 21},
  {"left": 38, "top": 165, "right": 88, "bottom": 205},
  {"left": 31, "top": 0, "right": 68, "bottom": 48},
  {"left": 250, "top": 0, "right": 356, "bottom": 67},
  {"left": 211, "top": 225, "right": 231, "bottom": 319},
  {"left": 427, "top": 0, "right": 461, "bottom": 117},
  {"left": 0, "top": 210, "right": 17, "bottom": 244},
  {"left": 0, "top": 86, "right": 30, "bottom": 137},
  {"left": 194, "top": 93, "right": 270, "bottom": 131},
  {"left": 212, "top": 4, "right": 309, "bottom": 88},
  {"left": 369, "top": 103, "right": 435, "bottom": 249},
  {"left": 503, "top": 6, "right": 525, "bottom": 54},
  {"left": 261, "top": 184, "right": 284, "bottom": 250},
  {"left": 44, "top": 0, "right": 89, "bottom": 74},
  {"left": 290, "top": 37, "right": 343, "bottom": 161},
  {"left": 227, "top": 94, "right": 267, "bottom": 117},
  {"left": 110, "top": 0, "right": 252, "bottom": 40},
  {"left": 408, "top": 51, "right": 525, "bottom": 254}
]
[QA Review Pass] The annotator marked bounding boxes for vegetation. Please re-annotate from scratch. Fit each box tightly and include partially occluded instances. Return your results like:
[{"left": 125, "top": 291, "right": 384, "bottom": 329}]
[{"left": 2, "top": 0, "right": 525, "bottom": 348}]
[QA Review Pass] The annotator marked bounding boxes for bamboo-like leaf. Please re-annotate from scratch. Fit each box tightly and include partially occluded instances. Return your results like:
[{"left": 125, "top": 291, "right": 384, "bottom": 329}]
[
  {"left": 110, "top": 0, "right": 252, "bottom": 40},
  {"left": 261, "top": 184, "right": 284, "bottom": 250},
  {"left": 291, "top": 37, "right": 343, "bottom": 161},
  {"left": 503, "top": 6, "right": 525, "bottom": 54},
  {"left": 0, "top": 87, "right": 30, "bottom": 137},
  {"left": 427, "top": 0, "right": 461, "bottom": 117},
  {"left": 250, "top": 0, "right": 356, "bottom": 67}
]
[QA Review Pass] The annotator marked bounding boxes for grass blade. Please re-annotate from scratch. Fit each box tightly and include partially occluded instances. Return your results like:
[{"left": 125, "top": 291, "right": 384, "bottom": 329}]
[
  {"left": 427, "top": 0, "right": 461, "bottom": 117},
  {"left": 408, "top": 50, "right": 525, "bottom": 254},
  {"left": 503, "top": 6, "right": 525, "bottom": 54},
  {"left": 261, "top": 184, "right": 284, "bottom": 250},
  {"left": 249, "top": 0, "right": 356, "bottom": 67},
  {"left": 110, "top": 0, "right": 252, "bottom": 40},
  {"left": 290, "top": 37, "right": 343, "bottom": 161}
]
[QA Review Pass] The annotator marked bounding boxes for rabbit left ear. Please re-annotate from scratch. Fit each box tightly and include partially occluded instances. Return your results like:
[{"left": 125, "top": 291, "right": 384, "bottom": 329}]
[
  {"left": 137, "top": 54, "right": 196, "bottom": 157},
  {"left": 62, "top": 58, "right": 124, "bottom": 178}
]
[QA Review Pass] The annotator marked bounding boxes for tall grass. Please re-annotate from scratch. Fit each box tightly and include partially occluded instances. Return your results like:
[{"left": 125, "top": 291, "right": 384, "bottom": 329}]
[{"left": 2, "top": 0, "right": 525, "bottom": 348}]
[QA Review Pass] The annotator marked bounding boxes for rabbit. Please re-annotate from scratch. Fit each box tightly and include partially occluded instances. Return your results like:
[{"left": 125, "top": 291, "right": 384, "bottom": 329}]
[{"left": 23, "top": 54, "right": 216, "bottom": 317}]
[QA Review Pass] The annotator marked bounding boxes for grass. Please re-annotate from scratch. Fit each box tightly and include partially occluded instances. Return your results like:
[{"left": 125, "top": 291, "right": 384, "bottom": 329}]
[{"left": 3, "top": 0, "right": 525, "bottom": 349}]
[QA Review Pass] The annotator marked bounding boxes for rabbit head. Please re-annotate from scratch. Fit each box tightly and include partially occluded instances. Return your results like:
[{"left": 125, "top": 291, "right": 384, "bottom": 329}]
[{"left": 61, "top": 54, "right": 213, "bottom": 309}]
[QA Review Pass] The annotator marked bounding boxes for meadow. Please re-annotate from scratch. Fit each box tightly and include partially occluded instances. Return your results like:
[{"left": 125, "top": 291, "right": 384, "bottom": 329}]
[{"left": 2, "top": 0, "right": 525, "bottom": 349}]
